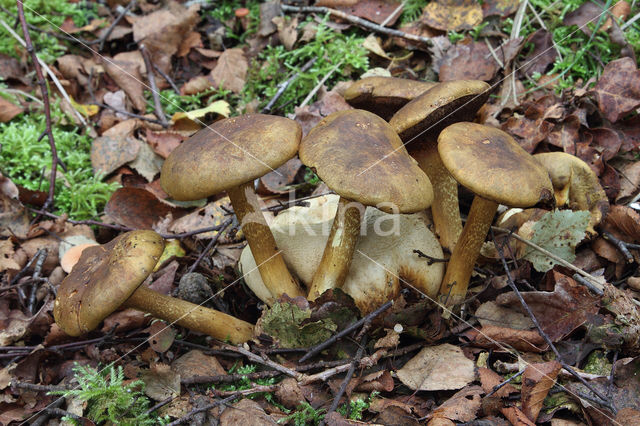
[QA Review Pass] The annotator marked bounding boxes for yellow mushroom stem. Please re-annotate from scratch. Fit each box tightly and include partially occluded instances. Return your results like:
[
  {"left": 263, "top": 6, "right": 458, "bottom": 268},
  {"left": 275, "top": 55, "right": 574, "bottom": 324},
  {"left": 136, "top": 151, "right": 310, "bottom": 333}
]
[
  {"left": 227, "top": 181, "right": 304, "bottom": 303},
  {"left": 438, "top": 196, "right": 498, "bottom": 311},
  {"left": 307, "top": 197, "right": 363, "bottom": 301},
  {"left": 411, "top": 142, "right": 462, "bottom": 252},
  {"left": 124, "top": 285, "right": 253, "bottom": 344}
]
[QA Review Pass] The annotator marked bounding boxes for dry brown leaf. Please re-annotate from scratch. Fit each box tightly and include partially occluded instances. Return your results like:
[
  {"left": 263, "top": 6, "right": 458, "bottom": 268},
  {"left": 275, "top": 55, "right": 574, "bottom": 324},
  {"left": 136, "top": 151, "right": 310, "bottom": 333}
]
[
  {"left": 0, "top": 240, "right": 19, "bottom": 273},
  {"left": 294, "top": 88, "right": 353, "bottom": 136},
  {"left": 472, "top": 325, "right": 546, "bottom": 352},
  {"left": 482, "top": 0, "right": 520, "bottom": 17},
  {"left": 219, "top": 398, "right": 277, "bottom": 425},
  {"left": 171, "top": 349, "right": 226, "bottom": 381},
  {"left": 147, "top": 321, "right": 176, "bottom": 353},
  {"left": 478, "top": 367, "right": 518, "bottom": 397},
  {"left": 475, "top": 301, "right": 534, "bottom": 330},
  {"left": 501, "top": 406, "right": 535, "bottom": 426},
  {"left": 604, "top": 204, "right": 640, "bottom": 241},
  {"left": 105, "top": 187, "right": 184, "bottom": 229},
  {"left": 430, "top": 386, "right": 483, "bottom": 422},
  {"left": 177, "top": 31, "right": 202, "bottom": 57},
  {"left": 91, "top": 134, "right": 140, "bottom": 176},
  {"left": 617, "top": 161, "right": 640, "bottom": 202},
  {"left": 547, "top": 114, "right": 581, "bottom": 152},
  {"left": 422, "top": 0, "right": 483, "bottom": 31},
  {"left": 591, "top": 57, "right": 640, "bottom": 123},
  {"left": 396, "top": 343, "right": 475, "bottom": 391},
  {"left": 0, "top": 97, "right": 23, "bottom": 123},
  {"left": 272, "top": 16, "right": 298, "bottom": 50},
  {"left": 275, "top": 377, "right": 306, "bottom": 409},
  {"left": 521, "top": 361, "right": 562, "bottom": 422},
  {"left": 103, "top": 52, "right": 147, "bottom": 111},
  {"left": 145, "top": 129, "right": 186, "bottom": 158},
  {"left": 519, "top": 30, "right": 558, "bottom": 77},
  {"left": 209, "top": 48, "right": 248, "bottom": 94},
  {"left": 438, "top": 38, "right": 499, "bottom": 81},
  {"left": 133, "top": 1, "right": 199, "bottom": 58},
  {"left": 141, "top": 363, "right": 180, "bottom": 401},
  {"left": 180, "top": 75, "right": 214, "bottom": 95}
]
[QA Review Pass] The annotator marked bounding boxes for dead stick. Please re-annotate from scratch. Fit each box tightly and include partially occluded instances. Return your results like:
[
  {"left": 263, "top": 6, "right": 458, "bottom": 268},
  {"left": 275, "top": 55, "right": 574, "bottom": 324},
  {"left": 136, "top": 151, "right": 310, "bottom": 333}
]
[
  {"left": 98, "top": 0, "right": 136, "bottom": 51},
  {"left": 153, "top": 62, "right": 180, "bottom": 94},
  {"left": 493, "top": 233, "right": 615, "bottom": 409},
  {"left": 16, "top": 0, "right": 59, "bottom": 211},
  {"left": 262, "top": 57, "right": 317, "bottom": 113},
  {"left": 140, "top": 44, "right": 169, "bottom": 127},
  {"left": 299, "top": 300, "right": 392, "bottom": 363},
  {"left": 281, "top": 5, "right": 432, "bottom": 45},
  {"left": 324, "top": 336, "right": 367, "bottom": 422},
  {"left": 187, "top": 218, "right": 232, "bottom": 273}
]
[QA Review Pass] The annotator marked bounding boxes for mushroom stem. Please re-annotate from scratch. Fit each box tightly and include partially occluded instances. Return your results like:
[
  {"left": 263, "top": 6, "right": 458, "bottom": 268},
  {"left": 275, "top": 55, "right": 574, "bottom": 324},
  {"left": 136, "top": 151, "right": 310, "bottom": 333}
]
[
  {"left": 412, "top": 143, "right": 462, "bottom": 252},
  {"left": 227, "top": 181, "right": 304, "bottom": 303},
  {"left": 124, "top": 285, "right": 254, "bottom": 344},
  {"left": 307, "top": 197, "right": 363, "bottom": 300},
  {"left": 438, "top": 196, "right": 498, "bottom": 310}
]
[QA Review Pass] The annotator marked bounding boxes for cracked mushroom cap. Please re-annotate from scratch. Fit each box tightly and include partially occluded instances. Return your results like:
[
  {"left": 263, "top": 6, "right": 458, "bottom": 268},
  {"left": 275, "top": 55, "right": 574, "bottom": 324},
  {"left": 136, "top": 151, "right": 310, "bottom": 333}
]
[
  {"left": 438, "top": 123, "right": 554, "bottom": 207},
  {"left": 239, "top": 194, "right": 444, "bottom": 314},
  {"left": 299, "top": 109, "right": 433, "bottom": 213},
  {"left": 53, "top": 230, "right": 164, "bottom": 336},
  {"left": 160, "top": 114, "right": 302, "bottom": 200},
  {"left": 343, "top": 77, "right": 437, "bottom": 120},
  {"left": 534, "top": 152, "right": 609, "bottom": 234},
  {"left": 389, "top": 80, "right": 491, "bottom": 147}
]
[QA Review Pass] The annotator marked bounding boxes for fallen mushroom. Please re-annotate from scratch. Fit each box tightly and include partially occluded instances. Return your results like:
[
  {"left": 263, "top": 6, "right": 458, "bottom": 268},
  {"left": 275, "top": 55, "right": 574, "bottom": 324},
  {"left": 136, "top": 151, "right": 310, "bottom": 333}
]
[
  {"left": 389, "top": 80, "right": 491, "bottom": 252},
  {"left": 534, "top": 152, "right": 608, "bottom": 236},
  {"left": 239, "top": 194, "right": 444, "bottom": 314},
  {"left": 53, "top": 230, "right": 254, "bottom": 344},
  {"left": 343, "top": 76, "right": 437, "bottom": 120},
  {"left": 437, "top": 123, "right": 554, "bottom": 309},
  {"left": 299, "top": 109, "right": 433, "bottom": 300},
  {"left": 160, "top": 114, "right": 305, "bottom": 304}
]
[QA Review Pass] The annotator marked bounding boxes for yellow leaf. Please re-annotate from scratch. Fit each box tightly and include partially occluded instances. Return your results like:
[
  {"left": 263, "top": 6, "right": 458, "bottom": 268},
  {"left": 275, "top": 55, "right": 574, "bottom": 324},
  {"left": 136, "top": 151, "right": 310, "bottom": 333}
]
[
  {"left": 171, "top": 100, "right": 231, "bottom": 131},
  {"left": 154, "top": 239, "right": 186, "bottom": 271},
  {"left": 69, "top": 96, "right": 99, "bottom": 117}
]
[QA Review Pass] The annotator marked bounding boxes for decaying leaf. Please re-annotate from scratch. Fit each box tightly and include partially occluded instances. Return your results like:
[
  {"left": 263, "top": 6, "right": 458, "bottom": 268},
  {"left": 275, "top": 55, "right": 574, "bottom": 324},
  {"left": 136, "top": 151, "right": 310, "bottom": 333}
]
[
  {"left": 171, "top": 100, "right": 231, "bottom": 130},
  {"left": 520, "top": 210, "right": 590, "bottom": 272},
  {"left": 0, "top": 97, "right": 23, "bottom": 122},
  {"left": 429, "top": 386, "right": 483, "bottom": 422},
  {"left": 171, "top": 350, "right": 226, "bottom": 381},
  {"left": 438, "top": 39, "right": 499, "bottom": 81},
  {"left": 141, "top": 363, "right": 180, "bottom": 401},
  {"left": 258, "top": 301, "right": 337, "bottom": 348},
  {"left": 590, "top": 57, "right": 640, "bottom": 123},
  {"left": 521, "top": 361, "right": 562, "bottom": 422},
  {"left": 209, "top": 48, "right": 248, "bottom": 94},
  {"left": 396, "top": 343, "right": 475, "bottom": 391},
  {"left": 105, "top": 187, "right": 182, "bottom": 229}
]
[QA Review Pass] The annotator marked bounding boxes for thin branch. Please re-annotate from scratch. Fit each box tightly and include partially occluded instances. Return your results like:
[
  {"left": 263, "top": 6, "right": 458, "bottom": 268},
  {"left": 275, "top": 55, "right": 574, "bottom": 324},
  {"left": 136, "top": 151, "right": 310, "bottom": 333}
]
[
  {"left": 98, "top": 0, "right": 136, "bottom": 51},
  {"left": 15, "top": 1, "right": 59, "bottom": 211},
  {"left": 324, "top": 336, "right": 366, "bottom": 422},
  {"left": 186, "top": 218, "right": 232, "bottom": 273},
  {"left": 152, "top": 62, "right": 180, "bottom": 94},
  {"left": 299, "top": 301, "right": 393, "bottom": 363},
  {"left": 140, "top": 44, "right": 169, "bottom": 127},
  {"left": 281, "top": 4, "right": 432, "bottom": 45},
  {"left": 262, "top": 57, "right": 317, "bottom": 113}
]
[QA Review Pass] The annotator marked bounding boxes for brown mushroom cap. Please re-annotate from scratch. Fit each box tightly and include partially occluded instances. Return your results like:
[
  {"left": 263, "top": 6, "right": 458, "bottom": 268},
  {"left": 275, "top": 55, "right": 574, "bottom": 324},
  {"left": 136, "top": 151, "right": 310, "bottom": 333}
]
[
  {"left": 389, "top": 80, "right": 491, "bottom": 146},
  {"left": 343, "top": 77, "right": 437, "bottom": 120},
  {"left": 438, "top": 123, "right": 554, "bottom": 207},
  {"left": 160, "top": 114, "right": 301, "bottom": 200},
  {"left": 299, "top": 109, "right": 433, "bottom": 213},
  {"left": 54, "top": 230, "right": 164, "bottom": 336}
]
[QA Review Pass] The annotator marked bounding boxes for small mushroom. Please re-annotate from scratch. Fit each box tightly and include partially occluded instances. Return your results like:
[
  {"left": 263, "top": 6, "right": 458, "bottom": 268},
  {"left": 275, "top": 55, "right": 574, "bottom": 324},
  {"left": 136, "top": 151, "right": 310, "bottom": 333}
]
[
  {"left": 534, "top": 152, "right": 609, "bottom": 236},
  {"left": 437, "top": 123, "right": 554, "bottom": 309},
  {"left": 160, "top": 114, "right": 305, "bottom": 304},
  {"left": 239, "top": 195, "right": 444, "bottom": 314},
  {"left": 343, "top": 77, "right": 437, "bottom": 120},
  {"left": 389, "top": 80, "right": 491, "bottom": 252},
  {"left": 53, "top": 230, "right": 254, "bottom": 344},
  {"left": 299, "top": 109, "right": 433, "bottom": 300}
]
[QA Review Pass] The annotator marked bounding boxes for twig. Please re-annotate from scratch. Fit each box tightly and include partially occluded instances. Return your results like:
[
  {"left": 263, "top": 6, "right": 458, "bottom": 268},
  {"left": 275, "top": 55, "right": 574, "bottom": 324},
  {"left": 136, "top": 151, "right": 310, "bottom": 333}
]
[
  {"left": 281, "top": 4, "right": 432, "bottom": 45},
  {"left": 572, "top": 274, "right": 604, "bottom": 296},
  {"left": 15, "top": 3, "right": 59, "bottom": 211},
  {"left": 297, "top": 59, "right": 343, "bottom": 109},
  {"left": 324, "top": 336, "right": 367, "bottom": 422},
  {"left": 261, "top": 57, "right": 317, "bottom": 113},
  {"left": 413, "top": 249, "right": 448, "bottom": 265},
  {"left": 31, "top": 398, "right": 64, "bottom": 426},
  {"left": 139, "top": 44, "right": 169, "bottom": 127},
  {"left": 602, "top": 231, "right": 639, "bottom": 263},
  {"left": 144, "top": 396, "right": 175, "bottom": 416},
  {"left": 493, "top": 233, "right": 615, "bottom": 410},
  {"left": 187, "top": 218, "right": 232, "bottom": 273},
  {"left": 98, "top": 0, "right": 136, "bottom": 51},
  {"left": 153, "top": 62, "right": 180, "bottom": 94},
  {"left": 12, "top": 381, "right": 67, "bottom": 392},
  {"left": 492, "top": 225, "right": 604, "bottom": 291},
  {"left": 485, "top": 369, "right": 524, "bottom": 397},
  {"left": 26, "top": 207, "right": 231, "bottom": 239},
  {"left": 27, "top": 248, "right": 47, "bottom": 314},
  {"left": 0, "top": 16, "right": 87, "bottom": 126},
  {"left": 299, "top": 300, "right": 393, "bottom": 363},
  {"left": 300, "top": 348, "right": 387, "bottom": 385},
  {"left": 220, "top": 344, "right": 303, "bottom": 379}
]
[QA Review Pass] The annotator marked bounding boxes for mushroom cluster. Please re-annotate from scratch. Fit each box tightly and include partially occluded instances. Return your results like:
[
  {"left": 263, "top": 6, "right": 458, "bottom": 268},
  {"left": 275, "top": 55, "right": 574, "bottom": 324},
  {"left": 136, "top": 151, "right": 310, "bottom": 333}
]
[{"left": 54, "top": 76, "right": 592, "bottom": 341}]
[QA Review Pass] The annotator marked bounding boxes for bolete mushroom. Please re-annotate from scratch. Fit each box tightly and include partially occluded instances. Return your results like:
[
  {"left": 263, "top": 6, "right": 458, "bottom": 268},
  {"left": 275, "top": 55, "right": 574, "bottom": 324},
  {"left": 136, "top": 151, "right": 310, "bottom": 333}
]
[
  {"left": 343, "top": 77, "right": 437, "bottom": 120},
  {"left": 534, "top": 152, "right": 608, "bottom": 236},
  {"left": 389, "top": 80, "right": 491, "bottom": 252},
  {"left": 437, "top": 123, "right": 554, "bottom": 309},
  {"left": 239, "top": 194, "right": 444, "bottom": 314},
  {"left": 299, "top": 109, "right": 433, "bottom": 300},
  {"left": 53, "top": 230, "right": 254, "bottom": 344},
  {"left": 160, "top": 114, "right": 305, "bottom": 304}
]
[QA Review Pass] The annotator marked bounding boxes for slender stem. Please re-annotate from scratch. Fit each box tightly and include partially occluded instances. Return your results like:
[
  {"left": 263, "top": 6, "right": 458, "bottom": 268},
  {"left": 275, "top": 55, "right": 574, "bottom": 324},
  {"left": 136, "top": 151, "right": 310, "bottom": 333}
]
[
  {"left": 411, "top": 143, "right": 462, "bottom": 252},
  {"left": 308, "top": 197, "right": 362, "bottom": 300},
  {"left": 439, "top": 196, "right": 498, "bottom": 309},
  {"left": 227, "top": 182, "right": 304, "bottom": 303},
  {"left": 124, "top": 286, "right": 254, "bottom": 344}
]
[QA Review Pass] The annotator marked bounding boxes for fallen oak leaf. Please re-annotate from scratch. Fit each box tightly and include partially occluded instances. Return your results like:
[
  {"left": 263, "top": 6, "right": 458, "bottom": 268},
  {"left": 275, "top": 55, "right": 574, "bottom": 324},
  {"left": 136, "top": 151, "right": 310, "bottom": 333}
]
[
  {"left": 590, "top": 57, "right": 640, "bottom": 123},
  {"left": 209, "top": 48, "right": 248, "bottom": 94}
]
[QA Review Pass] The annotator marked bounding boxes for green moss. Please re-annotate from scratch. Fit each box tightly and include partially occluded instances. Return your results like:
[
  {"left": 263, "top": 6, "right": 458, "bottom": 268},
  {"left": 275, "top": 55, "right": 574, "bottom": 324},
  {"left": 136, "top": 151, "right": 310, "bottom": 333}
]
[
  {"left": 0, "top": 101, "right": 118, "bottom": 220},
  {"left": 0, "top": 0, "right": 98, "bottom": 63}
]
